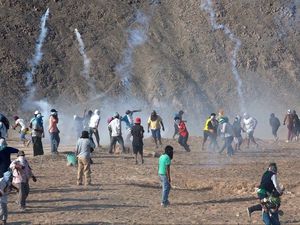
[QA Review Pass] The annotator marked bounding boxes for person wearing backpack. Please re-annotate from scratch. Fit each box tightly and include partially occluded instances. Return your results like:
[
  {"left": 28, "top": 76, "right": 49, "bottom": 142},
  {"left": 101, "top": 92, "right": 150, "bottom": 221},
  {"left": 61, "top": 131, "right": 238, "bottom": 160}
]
[
  {"left": 29, "top": 111, "right": 44, "bottom": 157},
  {"left": 218, "top": 117, "right": 234, "bottom": 156}
]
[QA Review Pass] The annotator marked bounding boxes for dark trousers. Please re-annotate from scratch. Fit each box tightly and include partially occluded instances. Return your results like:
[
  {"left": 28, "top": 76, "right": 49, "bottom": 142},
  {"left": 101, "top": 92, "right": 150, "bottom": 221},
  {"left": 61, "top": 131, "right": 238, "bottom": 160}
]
[
  {"left": 178, "top": 134, "right": 190, "bottom": 151},
  {"left": 219, "top": 136, "right": 234, "bottom": 156},
  {"left": 89, "top": 128, "right": 100, "bottom": 146},
  {"left": 109, "top": 136, "right": 125, "bottom": 153},
  {"left": 50, "top": 132, "right": 60, "bottom": 153},
  {"left": 32, "top": 136, "right": 44, "bottom": 156},
  {"left": 14, "top": 182, "right": 30, "bottom": 208}
]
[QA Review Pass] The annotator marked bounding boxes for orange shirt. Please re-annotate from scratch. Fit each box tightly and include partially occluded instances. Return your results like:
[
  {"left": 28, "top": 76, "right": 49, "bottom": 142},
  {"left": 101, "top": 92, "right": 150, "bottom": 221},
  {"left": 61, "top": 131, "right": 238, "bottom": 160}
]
[{"left": 49, "top": 116, "right": 59, "bottom": 133}]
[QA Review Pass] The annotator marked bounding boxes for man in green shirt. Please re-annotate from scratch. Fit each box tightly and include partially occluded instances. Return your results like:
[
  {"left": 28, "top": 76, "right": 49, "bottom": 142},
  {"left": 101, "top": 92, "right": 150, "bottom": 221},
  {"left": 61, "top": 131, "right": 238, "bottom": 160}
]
[{"left": 158, "top": 145, "right": 173, "bottom": 207}]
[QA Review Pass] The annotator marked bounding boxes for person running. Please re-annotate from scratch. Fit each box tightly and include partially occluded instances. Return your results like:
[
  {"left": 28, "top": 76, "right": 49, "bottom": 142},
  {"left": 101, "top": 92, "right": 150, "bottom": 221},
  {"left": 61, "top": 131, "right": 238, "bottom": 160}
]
[
  {"left": 232, "top": 115, "right": 243, "bottom": 151},
  {"left": 29, "top": 111, "right": 44, "bottom": 157},
  {"left": 269, "top": 113, "right": 280, "bottom": 141},
  {"left": 147, "top": 111, "right": 165, "bottom": 148},
  {"left": 247, "top": 163, "right": 283, "bottom": 225},
  {"left": 10, "top": 151, "right": 37, "bottom": 211},
  {"left": 202, "top": 113, "right": 219, "bottom": 151},
  {"left": 0, "top": 171, "right": 12, "bottom": 225},
  {"left": 49, "top": 109, "right": 60, "bottom": 155},
  {"left": 158, "top": 145, "right": 173, "bottom": 207},
  {"left": 12, "top": 116, "right": 31, "bottom": 146},
  {"left": 131, "top": 117, "right": 144, "bottom": 164},
  {"left": 122, "top": 109, "right": 142, "bottom": 144},
  {"left": 0, "top": 138, "right": 20, "bottom": 178},
  {"left": 89, "top": 109, "right": 101, "bottom": 148},
  {"left": 283, "top": 109, "right": 294, "bottom": 142},
  {"left": 108, "top": 113, "right": 126, "bottom": 154},
  {"left": 75, "top": 131, "right": 95, "bottom": 186},
  {"left": 176, "top": 117, "right": 190, "bottom": 152},
  {"left": 218, "top": 117, "right": 234, "bottom": 156},
  {"left": 172, "top": 110, "right": 184, "bottom": 139},
  {"left": 242, "top": 113, "right": 259, "bottom": 149},
  {"left": 292, "top": 110, "right": 300, "bottom": 141}
]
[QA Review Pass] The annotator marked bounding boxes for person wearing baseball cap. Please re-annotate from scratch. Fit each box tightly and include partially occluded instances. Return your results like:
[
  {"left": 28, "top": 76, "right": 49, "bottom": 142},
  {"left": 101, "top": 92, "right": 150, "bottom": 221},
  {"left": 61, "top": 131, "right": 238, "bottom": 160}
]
[{"left": 131, "top": 117, "right": 144, "bottom": 164}]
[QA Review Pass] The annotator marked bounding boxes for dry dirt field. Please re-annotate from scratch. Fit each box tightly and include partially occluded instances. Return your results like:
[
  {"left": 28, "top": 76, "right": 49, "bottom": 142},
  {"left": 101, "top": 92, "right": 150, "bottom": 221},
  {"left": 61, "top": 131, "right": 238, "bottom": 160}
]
[{"left": 5, "top": 137, "right": 300, "bottom": 225}]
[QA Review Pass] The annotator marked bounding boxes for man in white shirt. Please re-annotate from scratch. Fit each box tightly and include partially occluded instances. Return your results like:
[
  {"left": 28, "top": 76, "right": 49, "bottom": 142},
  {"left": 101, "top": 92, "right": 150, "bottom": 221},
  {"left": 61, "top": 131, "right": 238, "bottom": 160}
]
[
  {"left": 242, "top": 113, "right": 259, "bottom": 149},
  {"left": 108, "top": 113, "right": 125, "bottom": 154},
  {"left": 88, "top": 109, "right": 101, "bottom": 148},
  {"left": 12, "top": 116, "right": 31, "bottom": 146}
]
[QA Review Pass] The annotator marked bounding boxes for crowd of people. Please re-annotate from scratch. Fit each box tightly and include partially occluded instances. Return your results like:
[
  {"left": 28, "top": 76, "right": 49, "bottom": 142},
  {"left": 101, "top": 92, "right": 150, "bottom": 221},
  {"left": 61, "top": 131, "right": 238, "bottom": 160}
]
[{"left": 0, "top": 107, "right": 295, "bottom": 225}]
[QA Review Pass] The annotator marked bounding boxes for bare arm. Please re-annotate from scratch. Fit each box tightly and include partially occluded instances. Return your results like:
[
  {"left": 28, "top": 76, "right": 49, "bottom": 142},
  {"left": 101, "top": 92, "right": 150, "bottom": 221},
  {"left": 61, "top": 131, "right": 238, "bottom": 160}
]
[
  {"left": 160, "top": 121, "right": 165, "bottom": 131},
  {"left": 166, "top": 165, "right": 171, "bottom": 183}
]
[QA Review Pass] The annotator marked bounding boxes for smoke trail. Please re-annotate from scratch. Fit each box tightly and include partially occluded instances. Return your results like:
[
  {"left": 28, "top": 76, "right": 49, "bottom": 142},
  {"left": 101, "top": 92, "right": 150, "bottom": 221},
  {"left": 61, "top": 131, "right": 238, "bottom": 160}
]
[
  {"left": 116, "top": 10, "right": 150, "bottom": 90},
  {"left": 24, "top": 8, "right": 50, "bottom": 97},
  {"left": 201, "top": 0, "right": 245, "bottom": 112}
]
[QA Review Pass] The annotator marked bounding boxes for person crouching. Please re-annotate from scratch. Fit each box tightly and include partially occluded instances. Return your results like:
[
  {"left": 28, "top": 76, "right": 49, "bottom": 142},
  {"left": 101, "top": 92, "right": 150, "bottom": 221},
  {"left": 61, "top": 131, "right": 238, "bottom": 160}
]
[
  {"left": 76, "top": 131, "right": 95, "bottom": 186},
  {"left": 10, "top": 151, "right": 37, "bottom": 212}
]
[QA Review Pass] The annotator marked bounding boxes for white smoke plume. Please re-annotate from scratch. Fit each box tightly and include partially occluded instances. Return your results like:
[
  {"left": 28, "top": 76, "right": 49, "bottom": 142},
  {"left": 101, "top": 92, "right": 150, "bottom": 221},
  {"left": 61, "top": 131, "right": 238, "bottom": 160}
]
[
  {"left": 116, "top": 3, "right": 158, "bottom": 92},
  {"left": 24, "top": 8, "right": 50, "bottom": 98},
  {"left": 201, "top": 0, "right": 245, "bottom": 112}
]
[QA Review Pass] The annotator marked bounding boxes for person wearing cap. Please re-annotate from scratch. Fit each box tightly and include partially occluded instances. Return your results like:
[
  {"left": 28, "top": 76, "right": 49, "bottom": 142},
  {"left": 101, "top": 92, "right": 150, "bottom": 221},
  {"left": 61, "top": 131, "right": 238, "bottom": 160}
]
[
  {"left": 172, "top": 110, "right": 184, "bottom": 139},
  {"left": 283, "top": 109, "right": 294, "bottom": 142},
  {"left": 49, "top": 109, "right": 60, "bottom": 155},
  {"left": 202, "top": 113, "right": 219, "bottom": 151},
  {"left": 10, "top": 151, "right": 36, "bottom": 211},
  {"left": 242, "top": 113, "right": 259, "bottom": 149},
  {"left": 12, "top": 116, "right": 31, "bottom": 147},
  {"left": 147, "top": 111, "right": 165, "bottom": 148},
  {"left": 121, "top": 109, "right": 141, "bottom": 144},
  {"left": 29, "top": 111, "right": 44, "bottom": 157},
  {"left": 108, "top": 113, "right": 126, "bottom": 154},
  {"left": 131, "top": 117, "right": 144, "bottom": 164},
  {"left": 269, "top": 113, "right": 281, "bottom": 141},
  {"left": 88, "top": 109, "right": 101, "bottom": 148},
  {"left": 75, "top": 131, "right": 95, "bottom": 186},
  {"left": 247, "top": 163, "right": 284, "bottom": 225},
  {"left": 0, "top": 171, "right": 12, "bottom": 225}
]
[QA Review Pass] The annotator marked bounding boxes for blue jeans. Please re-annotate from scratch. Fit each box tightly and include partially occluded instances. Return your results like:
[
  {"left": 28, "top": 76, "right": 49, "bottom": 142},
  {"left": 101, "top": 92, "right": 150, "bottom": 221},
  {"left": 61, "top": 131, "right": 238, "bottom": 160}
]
[
  {"left": 262, "top": 211, "right": 280, "bottom": 225},
  {"left": 50, "top": 132, "right": 60, "bottom": 153},
  {"left": 159, "top": 175, "right": 170, "bottom": 204}
]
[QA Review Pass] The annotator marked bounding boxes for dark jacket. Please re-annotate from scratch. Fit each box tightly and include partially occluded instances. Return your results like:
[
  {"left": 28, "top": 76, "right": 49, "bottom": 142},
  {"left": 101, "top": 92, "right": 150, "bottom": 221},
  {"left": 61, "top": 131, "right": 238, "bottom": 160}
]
[{"left": 131, "top": 124, "right": 144, "bottom": 146}]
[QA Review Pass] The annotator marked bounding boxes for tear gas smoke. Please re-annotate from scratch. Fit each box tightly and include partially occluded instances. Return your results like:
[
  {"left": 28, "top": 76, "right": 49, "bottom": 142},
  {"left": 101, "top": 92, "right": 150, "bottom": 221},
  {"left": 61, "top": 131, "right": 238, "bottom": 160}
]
[
  {"left": 24, "top": 8, "right": 49, "bottom": 99},
  {"left": 74, "top": 28, "right": 96, "bottom": 94},
  {"left": 116, "top": 10, "right": 150, "bottom": 91},
  {"left": 201, "top": 0, "right": 245, "bottom": 113}
]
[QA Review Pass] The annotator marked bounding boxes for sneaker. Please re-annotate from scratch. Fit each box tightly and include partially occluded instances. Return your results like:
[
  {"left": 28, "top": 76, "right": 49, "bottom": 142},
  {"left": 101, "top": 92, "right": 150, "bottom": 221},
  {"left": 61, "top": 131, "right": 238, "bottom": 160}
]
[{"left": 247, "top": 207, "right": 251, "bottom": 218}]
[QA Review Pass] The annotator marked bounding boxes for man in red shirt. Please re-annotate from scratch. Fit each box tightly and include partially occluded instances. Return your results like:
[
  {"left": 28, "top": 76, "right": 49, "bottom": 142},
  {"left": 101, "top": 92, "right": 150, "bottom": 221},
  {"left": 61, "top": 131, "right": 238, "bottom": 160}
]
[{"left": 176, "top": 118, "right": 190, "bottom": 152}]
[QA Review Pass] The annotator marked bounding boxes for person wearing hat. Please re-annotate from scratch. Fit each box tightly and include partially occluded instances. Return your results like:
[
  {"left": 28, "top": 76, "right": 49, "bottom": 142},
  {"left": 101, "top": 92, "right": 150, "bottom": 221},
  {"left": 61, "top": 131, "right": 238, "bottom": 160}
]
[
  {"left": 10, "top": 151, "right": 37, "bottom": 211},
  {"left": 29, "top": 111, "right": 44, "bottom": 157},
  {"left": 12, "top": 116, "right": 31, "bottom": 147},
  {"left": 108, "top": 112, "right": 126, "bottom": 154},
  {"left": 0, "top": 171, "right": 12, "bottom": 225},
  {"left": 49, "top": 109, "right": 60, "bottom": 155},
  {"left": 247, "top": 163, "right": 284, "bottom": 225},
  {"left": 131, "top": 117, "right": 144, "bottom": 164},
  {"left": 147, "top": 110, "right": 165, "bottom": 148},
  {"left": 75, "top": 131, "right": 95, "bottom": 186}
]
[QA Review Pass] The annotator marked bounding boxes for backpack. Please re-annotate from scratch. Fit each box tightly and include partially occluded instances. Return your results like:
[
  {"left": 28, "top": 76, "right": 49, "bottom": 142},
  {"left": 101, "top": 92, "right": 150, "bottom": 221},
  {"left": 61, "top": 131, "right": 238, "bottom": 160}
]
[{"left": 0, "top": 113, "right": 9, "bottom": 130}]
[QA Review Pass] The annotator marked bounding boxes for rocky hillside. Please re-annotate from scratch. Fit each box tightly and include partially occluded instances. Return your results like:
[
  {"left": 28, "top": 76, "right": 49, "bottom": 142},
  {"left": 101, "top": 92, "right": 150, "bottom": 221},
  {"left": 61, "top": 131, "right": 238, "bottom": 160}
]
[{"left": 0, "top": 0, "right": 299, "bottom": 121}]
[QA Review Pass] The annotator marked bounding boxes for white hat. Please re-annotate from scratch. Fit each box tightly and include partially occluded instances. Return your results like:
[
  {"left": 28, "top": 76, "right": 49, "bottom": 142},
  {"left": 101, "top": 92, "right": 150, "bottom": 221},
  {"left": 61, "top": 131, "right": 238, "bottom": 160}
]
[
  {"left": 34, "top": 110, "right": 40, "bottom": 115},
  {"left": 94, "top": 109, "right": 100, "bottom": 115}
]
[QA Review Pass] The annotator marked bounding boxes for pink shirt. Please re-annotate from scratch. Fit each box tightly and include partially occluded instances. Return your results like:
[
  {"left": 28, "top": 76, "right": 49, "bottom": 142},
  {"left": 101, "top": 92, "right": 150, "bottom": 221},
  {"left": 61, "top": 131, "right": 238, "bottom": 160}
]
[{"left": 10, "top": 157, "right": 33, "bottom": 183}]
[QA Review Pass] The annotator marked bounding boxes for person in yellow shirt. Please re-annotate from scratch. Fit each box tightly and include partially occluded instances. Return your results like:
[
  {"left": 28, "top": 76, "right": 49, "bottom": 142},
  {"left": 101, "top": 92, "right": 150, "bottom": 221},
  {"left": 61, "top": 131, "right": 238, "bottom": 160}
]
[
  {"left": 202, "top": 113, "right": 219, "bottom": 150},
  {"left": 147, "top": 111, "right": 165, "bottom": 148}
]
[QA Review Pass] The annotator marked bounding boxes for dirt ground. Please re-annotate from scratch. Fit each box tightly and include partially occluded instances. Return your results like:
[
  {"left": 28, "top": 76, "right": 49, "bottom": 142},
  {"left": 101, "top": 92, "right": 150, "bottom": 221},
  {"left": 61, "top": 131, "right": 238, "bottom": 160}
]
[{"left": 5, "top": 136, "right": 300, "bottom": 225}]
